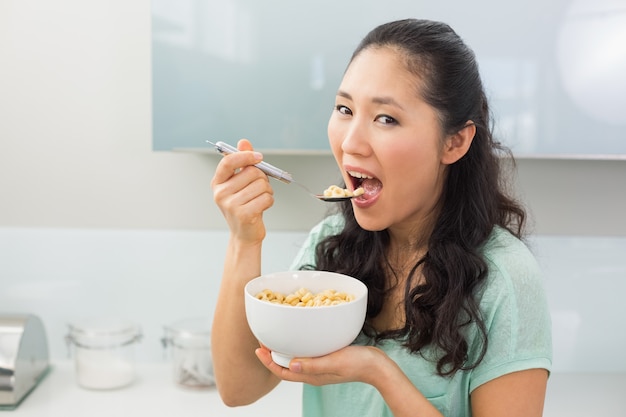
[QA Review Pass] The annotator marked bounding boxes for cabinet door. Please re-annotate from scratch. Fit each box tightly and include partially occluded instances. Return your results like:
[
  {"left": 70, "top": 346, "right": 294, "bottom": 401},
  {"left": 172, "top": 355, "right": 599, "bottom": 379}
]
[
  {"left": 151, "top": 0, "right": 626, "bottom": 157},
  {"left": 151, "top": 1, "right": 346, "bottom": 152}
]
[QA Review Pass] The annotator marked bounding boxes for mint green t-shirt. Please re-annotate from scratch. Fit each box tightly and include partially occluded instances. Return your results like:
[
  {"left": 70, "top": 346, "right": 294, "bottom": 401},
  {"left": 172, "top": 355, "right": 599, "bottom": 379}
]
[{"left": 289, "top": 215, "right": 552, "bottom": 417}]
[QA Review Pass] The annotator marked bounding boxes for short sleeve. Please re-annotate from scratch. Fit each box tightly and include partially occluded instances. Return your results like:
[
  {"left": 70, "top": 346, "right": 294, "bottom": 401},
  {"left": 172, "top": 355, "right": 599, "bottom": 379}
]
[
  {"left": 289, "top": 214, "right": 345, "bottom": 270},
  {"left": 469, "top": 229, "right": 553, "bottom": 392}
]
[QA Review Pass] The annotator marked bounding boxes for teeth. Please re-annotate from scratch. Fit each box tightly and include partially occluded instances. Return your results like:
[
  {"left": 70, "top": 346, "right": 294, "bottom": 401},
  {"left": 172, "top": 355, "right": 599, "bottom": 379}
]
[{"left": 347, "top": 170, "right": 373, "bottom": 179}]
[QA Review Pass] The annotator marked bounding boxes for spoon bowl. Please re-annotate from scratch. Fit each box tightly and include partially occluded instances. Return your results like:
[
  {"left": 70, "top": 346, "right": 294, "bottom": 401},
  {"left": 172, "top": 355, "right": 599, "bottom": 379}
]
[
  {"left": 314, "top": 195, "right": 355, "bottom": 202},
  {"left": 315, "top": 185, "right": 364, "bottom": 202}
]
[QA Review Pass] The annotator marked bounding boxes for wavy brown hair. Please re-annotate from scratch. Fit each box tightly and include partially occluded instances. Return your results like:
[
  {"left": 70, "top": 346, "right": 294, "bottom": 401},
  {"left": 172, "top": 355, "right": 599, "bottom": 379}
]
[{"left": 309, "top": 19, "right": 526, "bottom": 376}]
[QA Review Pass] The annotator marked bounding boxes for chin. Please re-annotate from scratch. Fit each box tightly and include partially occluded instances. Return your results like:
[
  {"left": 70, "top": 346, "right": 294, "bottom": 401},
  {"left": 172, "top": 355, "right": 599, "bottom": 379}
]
[{"left": 353, "top": 212, "right": 388, "bottom": 232}]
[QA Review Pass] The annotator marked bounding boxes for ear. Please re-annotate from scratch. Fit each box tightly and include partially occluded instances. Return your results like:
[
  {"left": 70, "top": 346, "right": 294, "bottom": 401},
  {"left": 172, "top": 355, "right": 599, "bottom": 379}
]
[{"left": 441, "top": 121, "right": 476, "bottom": 165}]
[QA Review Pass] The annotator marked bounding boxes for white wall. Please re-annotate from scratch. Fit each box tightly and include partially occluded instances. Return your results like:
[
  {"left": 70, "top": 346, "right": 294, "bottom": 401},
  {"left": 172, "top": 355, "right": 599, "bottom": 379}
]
[
  {"left": 0, "top": 227, "right": 309, "bottom": 362},
  {"left": 1, "top": 0, "right": 626, "bottom": 373},
  {"left": 1, "top": 0, "right": 625, "bottom": 234},
  {"left": 0, "top": 0, "right": 338, "bottom": 232},
  {"left": 2, "top": 226, "right": 625, "bottom": 373}
]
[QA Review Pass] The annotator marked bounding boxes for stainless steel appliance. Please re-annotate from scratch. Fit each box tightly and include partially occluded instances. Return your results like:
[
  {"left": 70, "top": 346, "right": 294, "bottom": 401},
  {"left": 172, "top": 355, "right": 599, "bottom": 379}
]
[{"left": 0, "top": 314, "right": 50, "bottom": 409}]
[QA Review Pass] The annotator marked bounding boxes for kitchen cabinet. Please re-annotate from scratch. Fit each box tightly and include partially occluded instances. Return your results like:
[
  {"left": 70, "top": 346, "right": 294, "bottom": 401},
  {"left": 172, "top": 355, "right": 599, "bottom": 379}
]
[{"left": 151, "top": 0, "right": 626, "bottom": 157}]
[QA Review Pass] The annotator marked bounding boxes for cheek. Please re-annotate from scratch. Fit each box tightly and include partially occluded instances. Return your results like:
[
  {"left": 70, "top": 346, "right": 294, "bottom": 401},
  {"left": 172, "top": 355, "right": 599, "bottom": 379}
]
[
  {"left": 384, "top": 146, "right": 440, "bottom": 188},
  {"left": 327, "top": 117, "right": 343, "bottom": 156}
]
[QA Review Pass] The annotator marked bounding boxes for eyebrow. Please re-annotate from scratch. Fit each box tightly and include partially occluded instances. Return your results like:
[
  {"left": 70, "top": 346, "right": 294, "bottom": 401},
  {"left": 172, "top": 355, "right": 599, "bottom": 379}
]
[{"left": 336, "top": 90, "right": 405, "bottom": 111}]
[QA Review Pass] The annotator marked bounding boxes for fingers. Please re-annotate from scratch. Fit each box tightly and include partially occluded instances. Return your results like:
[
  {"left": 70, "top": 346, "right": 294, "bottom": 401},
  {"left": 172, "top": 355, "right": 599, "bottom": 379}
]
[
  {"left": 211, "top": 138, "right": 272, "bottom": 210},
  {"left": 254, "top": 345, "right": 384, "bottom": 387},
  {"left": 211, "top": 147, "right": 264, "bottom": 186},
  {"left": 237, "top": 138, "right": 254, "bottom": 151},
  {"left": 212, "top": 162, "right": 273, "bottom": 214},
  {"left": 255, "top": 347, "right": 295, "bottom": 379},
  {"left": 255, "top": 347, "right": 272, "bottom": 365},
  {"left": 213, "top": 173, "right": 274, "bottom": 239},
  {"left": 210, "top": 139, "right": 274, "bottom": 241},
  {"left": 254, "top": 346, "right": 332, "bottom": 386}
]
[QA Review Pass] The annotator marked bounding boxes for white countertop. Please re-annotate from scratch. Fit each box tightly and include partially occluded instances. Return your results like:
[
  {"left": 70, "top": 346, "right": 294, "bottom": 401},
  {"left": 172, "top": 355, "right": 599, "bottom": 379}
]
[
  {"left": 9, "top": 362, "right": 626, "bottom": 416},
  {"left": 9, "top": 362, "right": 302, "bottom": 417}
]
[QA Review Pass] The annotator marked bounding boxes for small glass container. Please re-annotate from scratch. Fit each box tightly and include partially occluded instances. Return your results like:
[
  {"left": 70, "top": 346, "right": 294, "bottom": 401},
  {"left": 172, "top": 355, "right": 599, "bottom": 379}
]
[
  {"left": 162, "top": 317, "right": 214, "bottom": 389},
  {"left": 66, "top": 318, "right": 142, "bottom": 390}
]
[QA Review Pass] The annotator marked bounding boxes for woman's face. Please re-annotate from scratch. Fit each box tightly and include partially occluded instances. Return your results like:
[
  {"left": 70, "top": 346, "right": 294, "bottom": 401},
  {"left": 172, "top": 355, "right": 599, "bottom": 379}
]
[{"left": 328, "top": 46, "right": 449, "bottom": 236}]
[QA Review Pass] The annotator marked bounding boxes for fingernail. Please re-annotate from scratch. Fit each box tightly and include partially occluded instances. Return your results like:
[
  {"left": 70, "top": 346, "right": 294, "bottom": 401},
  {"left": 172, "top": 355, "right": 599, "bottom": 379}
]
[
  {"left": 253, "top": 152, "right": 263, "bottom": 161},
  {"left": 289, "top": 361, "right": 302, "bottom": 373}
]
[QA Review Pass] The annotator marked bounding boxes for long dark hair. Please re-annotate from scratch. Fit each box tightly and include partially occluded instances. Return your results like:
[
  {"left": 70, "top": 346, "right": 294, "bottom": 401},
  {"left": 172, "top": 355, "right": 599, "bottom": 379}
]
[{"left": 312, "top": 19, "right": 526, "bottom": 376}]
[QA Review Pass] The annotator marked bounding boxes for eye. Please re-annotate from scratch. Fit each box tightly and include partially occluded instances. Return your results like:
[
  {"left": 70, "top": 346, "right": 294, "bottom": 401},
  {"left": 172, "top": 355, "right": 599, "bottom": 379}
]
[
  {"left": 335, "top": 104, "right": 352, "bottom": 116},
  {"left": 375, "top": 114, "right": 398, "bottom": 125}
]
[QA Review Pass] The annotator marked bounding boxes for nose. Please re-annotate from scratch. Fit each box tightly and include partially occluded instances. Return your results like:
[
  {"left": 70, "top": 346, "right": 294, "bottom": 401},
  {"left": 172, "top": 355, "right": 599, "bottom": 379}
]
[{"left": 340, "top": 118, "right": 370, "bottom": 157}]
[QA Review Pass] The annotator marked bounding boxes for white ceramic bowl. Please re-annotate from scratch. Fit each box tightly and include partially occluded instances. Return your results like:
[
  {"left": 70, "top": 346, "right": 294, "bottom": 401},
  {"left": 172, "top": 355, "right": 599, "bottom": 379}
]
[{"left": 244, "top": 270, "right": 368, "bottom": 367}]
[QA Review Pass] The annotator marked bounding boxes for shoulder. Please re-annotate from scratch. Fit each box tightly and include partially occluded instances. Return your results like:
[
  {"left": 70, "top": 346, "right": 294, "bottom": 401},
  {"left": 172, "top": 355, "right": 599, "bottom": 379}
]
[
  {"left": 289, "top": 214, "right": 345, "bottom": 270},
  {"left": 308, "top": 213, "right": 346, "bottom": 240},
  {"left": 480, "top": 226, "right": 542, "bottom": 293},
  {"left": 482, "top": 226, "right": 538, "bottom": 272}
]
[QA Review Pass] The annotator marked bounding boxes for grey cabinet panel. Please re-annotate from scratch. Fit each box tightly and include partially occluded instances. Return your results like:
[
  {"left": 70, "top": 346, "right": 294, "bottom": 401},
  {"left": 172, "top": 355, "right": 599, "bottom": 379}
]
[{"left": 151, "top": 0, "right": 626, "bottom": 156}]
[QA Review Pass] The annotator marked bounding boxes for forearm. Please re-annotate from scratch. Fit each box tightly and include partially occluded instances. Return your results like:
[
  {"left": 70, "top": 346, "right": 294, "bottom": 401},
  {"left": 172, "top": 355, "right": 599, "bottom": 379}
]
[
  {"left": 367, "top": 350, "right": 444, "bottom": 417},
  {"left": 211, "top": 236, "right": 279, "bottom": 406}
]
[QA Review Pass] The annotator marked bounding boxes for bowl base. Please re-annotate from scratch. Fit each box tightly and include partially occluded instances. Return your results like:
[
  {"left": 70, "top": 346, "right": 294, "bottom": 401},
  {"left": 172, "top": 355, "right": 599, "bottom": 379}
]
[{"left": 270, "top": 352, "right": 293, "bottom": 368}]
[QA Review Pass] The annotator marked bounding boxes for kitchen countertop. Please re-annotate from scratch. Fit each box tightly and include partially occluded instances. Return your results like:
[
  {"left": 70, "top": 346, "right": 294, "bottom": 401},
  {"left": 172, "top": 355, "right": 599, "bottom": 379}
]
[
  {"left": 8, "top": 362, "right": 626, "bottom": 416},
  {"left": 9, "top": 362, "right": 302, "bottom": 417}
]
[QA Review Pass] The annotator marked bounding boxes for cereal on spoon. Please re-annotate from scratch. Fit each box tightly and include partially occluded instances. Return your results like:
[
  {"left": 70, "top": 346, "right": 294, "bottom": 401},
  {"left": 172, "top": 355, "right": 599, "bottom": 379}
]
[{"left": 323, "top": 185, "right": 365, "bottom": 198}]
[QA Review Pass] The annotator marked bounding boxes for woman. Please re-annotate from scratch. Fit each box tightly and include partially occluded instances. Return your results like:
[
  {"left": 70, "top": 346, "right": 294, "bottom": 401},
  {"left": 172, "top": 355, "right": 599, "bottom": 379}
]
[{"left": 210, "top": 19, "right": 552, "bottom": 417}]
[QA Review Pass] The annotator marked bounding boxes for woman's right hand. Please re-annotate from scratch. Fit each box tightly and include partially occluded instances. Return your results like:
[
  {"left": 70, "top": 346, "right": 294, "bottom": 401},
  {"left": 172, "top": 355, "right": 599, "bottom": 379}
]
[
  {"left": 211, "top": 139, "right": 275, "bottom": 244},
  {"left": 210, "top": 139, "right": 280, "bottom": 405}
]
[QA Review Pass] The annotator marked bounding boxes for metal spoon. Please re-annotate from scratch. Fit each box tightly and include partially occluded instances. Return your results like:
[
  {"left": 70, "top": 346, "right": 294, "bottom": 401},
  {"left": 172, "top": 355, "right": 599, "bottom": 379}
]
[{"left": 207, "top": 141, "right": 356, "bottom": 202}]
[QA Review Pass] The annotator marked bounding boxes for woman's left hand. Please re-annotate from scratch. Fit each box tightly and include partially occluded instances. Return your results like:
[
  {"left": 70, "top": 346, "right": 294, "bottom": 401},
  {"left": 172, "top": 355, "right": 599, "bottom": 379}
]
[
  {"left": 256, "top": 344, "right": 446, "bottom": 417},
  {"left": 255, "top": 345, "right": 385, "bottom": 386}
]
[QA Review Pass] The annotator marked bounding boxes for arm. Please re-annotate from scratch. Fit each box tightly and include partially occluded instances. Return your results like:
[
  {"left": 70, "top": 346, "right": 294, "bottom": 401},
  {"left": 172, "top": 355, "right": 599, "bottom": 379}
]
[
  {"left": 364, "top": 348, "right": 445, "bottom": 417},
  {"left": 374, "top": 364, "right": 548, "bottom": 417},
  {"left": 471, "top": 368, "right": 548, "bottom": 417},
  {"left": 255, "top": 346, "right": 445, "bottom": 417},
  {"left": 210, "top": 139, "right": 280, "bottom": 406},
  {"left": 256, "top": 347, "right": 548, "bottom": 417}
]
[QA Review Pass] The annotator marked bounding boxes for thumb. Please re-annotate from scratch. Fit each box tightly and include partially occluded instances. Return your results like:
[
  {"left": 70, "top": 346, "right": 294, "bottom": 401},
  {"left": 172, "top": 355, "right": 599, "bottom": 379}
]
[{"left": 237, "top": 138, "right": 254, "bottom": 151}]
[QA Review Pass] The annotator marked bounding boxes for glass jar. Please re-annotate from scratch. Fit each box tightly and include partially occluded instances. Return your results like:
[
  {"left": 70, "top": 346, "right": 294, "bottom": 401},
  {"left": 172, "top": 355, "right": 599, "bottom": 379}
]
[
  {"left": 162, "top": 317, "right": 214, "bottom": 389},
  {"left": 66, "top": 318, "right": 142, "bottom": 390}
]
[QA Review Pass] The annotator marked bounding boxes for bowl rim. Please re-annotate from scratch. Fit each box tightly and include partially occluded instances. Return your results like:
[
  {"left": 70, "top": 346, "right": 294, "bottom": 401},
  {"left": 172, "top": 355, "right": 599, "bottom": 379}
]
[{"left": 244, "top": 270, "right": 368, "bottom": 310}]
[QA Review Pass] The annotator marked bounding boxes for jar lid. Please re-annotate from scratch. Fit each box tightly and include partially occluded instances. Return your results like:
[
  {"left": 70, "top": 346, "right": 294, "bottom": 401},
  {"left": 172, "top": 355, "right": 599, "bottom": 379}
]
[
  {"left": 163, "top": 317, "right": 211, "bottom": 348},
  {"left": 67, "top": 318, "right": 141, "bottom": 349}
]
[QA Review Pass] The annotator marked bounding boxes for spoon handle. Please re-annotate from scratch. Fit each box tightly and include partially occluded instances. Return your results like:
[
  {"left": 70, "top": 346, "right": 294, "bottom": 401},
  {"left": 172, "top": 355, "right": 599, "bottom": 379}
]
[
  {"left": 208, "top": 141, "right": 294, "bottom": 184},
  {"left": 208, "top": 140, "right": 347, "bottom": 202}
]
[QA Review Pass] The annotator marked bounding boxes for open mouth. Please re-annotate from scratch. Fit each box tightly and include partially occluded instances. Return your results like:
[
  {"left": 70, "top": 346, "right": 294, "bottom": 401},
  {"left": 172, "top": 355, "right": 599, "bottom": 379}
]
[{"left": 347, "top": 170, "right": 382, "bottom": 200}]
